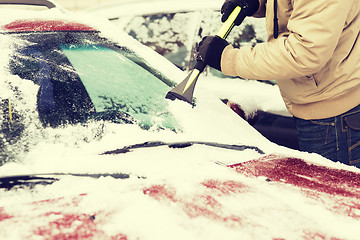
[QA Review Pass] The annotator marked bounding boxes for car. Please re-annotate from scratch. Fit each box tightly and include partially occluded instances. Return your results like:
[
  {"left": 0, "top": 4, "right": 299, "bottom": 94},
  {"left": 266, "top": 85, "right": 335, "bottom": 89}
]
[
  {"left": 86, "top": 0, "right": 299, "bottom": 150},
  {"left": 85, "top": 0, "right": 266, "bottom": 71},
  {"left": 0, "top": 1, "right": 359, "bottom": 239}
]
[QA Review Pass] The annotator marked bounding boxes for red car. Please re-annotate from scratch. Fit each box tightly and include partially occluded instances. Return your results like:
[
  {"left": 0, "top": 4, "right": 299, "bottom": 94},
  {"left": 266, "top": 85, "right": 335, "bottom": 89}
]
[{"left": 0, "top": 1, "right": 359, "bottom": 240}]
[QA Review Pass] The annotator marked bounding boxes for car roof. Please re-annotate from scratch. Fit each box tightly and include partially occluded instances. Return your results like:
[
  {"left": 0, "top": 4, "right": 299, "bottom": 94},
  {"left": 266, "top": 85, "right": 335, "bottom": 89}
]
[
  {"left": 85, "top": 0, "right": 223, "bottom": 19},
  {"left": 0, "top": 0, "right": 97, "bottom": 33}
]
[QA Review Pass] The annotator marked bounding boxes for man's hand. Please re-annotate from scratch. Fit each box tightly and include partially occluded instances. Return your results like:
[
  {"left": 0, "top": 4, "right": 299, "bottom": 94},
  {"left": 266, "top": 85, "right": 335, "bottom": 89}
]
[
  {"left": 221, "top": 0, "right": 259, "bottom": 25},
  {"left": 196, "top": 36, "right": 229, "bottom": 72}
]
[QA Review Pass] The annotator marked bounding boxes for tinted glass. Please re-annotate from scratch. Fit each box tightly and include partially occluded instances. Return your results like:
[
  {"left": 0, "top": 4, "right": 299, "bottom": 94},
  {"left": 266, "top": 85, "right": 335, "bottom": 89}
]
[
  {"left": 61, "top": 44, "right": 177, "bottom": 130},
  {"left": 9, "top": 31, "right": 179, "bottom": 131}
]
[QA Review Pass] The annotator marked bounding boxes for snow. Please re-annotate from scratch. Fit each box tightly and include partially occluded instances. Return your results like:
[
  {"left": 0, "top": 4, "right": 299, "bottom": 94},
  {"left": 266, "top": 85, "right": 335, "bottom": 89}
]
[
  {"left": 0, "top": 5, "right": 359, "bottom": 240},
  {"left": 84, "top": 0, "right": 226, "bottom": 18}
]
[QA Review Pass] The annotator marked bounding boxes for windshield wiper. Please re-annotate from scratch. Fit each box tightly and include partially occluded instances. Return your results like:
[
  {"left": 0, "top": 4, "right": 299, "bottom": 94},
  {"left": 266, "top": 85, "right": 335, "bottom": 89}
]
[
  {"left": 1, "top": 142, "right": 263, "bottom": 190},
  {"left": 0, "top": 173, "right": 131, "bottom": 190},
  {"left": 101, "top": 141, "right": 264, "bottom": 155}
]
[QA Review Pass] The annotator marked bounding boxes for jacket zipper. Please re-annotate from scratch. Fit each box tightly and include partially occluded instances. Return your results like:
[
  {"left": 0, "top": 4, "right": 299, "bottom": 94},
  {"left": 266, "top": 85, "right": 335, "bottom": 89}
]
[{"left": 273, "top": 0, "right": 278, "bottom": 38}]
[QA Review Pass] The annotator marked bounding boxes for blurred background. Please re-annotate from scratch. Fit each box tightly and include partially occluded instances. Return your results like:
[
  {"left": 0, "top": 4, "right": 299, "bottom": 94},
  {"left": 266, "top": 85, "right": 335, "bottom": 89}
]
[{"left": 56, "top": 0, "right": 115, "bottom": 11}]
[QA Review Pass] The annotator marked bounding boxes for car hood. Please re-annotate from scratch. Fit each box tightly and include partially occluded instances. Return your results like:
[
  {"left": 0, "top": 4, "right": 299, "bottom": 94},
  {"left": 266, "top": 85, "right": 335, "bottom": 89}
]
[
  {"left": 0, "top": 153, "right": 360, "bottom": 240},
  {"left": 1, "top": 93, "right": 359, "bottom": 239}
]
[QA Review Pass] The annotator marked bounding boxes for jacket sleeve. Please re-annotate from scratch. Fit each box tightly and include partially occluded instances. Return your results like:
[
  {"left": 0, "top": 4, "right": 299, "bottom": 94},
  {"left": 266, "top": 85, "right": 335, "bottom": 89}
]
[{"left": 221, "top": 0, "right": 352, "bottom": 80}]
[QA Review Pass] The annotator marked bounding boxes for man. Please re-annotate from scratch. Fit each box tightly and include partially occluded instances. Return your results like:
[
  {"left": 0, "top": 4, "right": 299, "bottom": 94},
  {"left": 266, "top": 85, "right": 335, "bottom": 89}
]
[{"left": 197, "top": 0, "right": 360, "bottom": 168}]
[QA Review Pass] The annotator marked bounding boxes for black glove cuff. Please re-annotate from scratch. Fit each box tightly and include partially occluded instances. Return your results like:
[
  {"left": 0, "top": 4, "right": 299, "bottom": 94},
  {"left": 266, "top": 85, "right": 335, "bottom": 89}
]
[
  {"left": 205, "top": 36, "right": 229, "bottom": 71},
  {"left": 244, "top": 0, "right": 260, "bottom": 16}
]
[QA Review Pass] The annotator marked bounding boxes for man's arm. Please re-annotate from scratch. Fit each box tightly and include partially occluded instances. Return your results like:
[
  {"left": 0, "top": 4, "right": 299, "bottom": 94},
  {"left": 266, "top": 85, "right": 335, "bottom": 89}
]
[{"left": 221, "top": 0, "right": 352, "bottom": 80}]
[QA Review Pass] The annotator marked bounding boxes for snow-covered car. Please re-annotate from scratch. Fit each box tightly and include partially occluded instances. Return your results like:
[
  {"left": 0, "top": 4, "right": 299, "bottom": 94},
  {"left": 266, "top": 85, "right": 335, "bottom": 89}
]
[
  {"left": 85, "top": 0, "right": 299, "bottom": 150},
  {"left": 85, "top": 0, "right": 266, "bottom": 71},
  {"left": 0, "top": 1, "right": 360, "bottom": 240}
]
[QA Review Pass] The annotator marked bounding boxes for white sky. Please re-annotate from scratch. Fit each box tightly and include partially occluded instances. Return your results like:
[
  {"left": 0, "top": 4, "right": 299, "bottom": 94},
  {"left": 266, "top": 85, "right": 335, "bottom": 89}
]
[{"left": 56, "top": 0, "right": 114, "bottom": 11}]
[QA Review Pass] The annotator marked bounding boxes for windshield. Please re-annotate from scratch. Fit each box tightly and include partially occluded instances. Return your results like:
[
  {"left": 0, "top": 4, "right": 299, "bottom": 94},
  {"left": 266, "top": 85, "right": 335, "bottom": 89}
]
[
  {"left": 8, "top": 31, "right": 179, "bottom": 131},
  {"left": 60, "top": 44, "right": 177, "bottom": 130}
]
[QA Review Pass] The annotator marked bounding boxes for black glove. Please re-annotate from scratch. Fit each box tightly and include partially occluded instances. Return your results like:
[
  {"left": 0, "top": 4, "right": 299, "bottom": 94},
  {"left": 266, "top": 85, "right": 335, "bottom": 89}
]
[
  {"left": 196, "top": 36, "right": 229, "bottom": 72},
  {"left": 221, "top": 0, "right": 259, "bottom": 25}
]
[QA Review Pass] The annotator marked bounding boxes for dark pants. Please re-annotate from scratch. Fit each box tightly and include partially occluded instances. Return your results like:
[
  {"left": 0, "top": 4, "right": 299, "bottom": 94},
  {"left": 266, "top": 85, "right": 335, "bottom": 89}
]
[{"left": 294, "top": 105, "right": 360, "bottom": 168}]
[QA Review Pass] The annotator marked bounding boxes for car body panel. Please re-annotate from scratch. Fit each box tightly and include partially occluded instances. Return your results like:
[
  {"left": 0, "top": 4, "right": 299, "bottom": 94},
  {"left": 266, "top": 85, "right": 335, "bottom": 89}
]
[
  {"left": 0, "top": 19, "right": 97, "bottom": 32},
  {"left": 0, "top": 155, "right": 359, "bottom": 239}
]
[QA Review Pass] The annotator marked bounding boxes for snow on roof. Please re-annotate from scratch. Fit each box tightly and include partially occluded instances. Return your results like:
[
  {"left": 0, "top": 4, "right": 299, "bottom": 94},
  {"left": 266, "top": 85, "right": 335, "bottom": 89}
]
[{"left": 0, "top": 19, "right": 97, "bottom": 32}]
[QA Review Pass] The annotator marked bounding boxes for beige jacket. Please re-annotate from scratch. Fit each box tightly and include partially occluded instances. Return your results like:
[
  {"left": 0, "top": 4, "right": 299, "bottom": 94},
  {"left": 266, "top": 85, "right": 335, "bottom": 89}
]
[{"left": 221, "top": 0, "right": 360, "bottom": 119}]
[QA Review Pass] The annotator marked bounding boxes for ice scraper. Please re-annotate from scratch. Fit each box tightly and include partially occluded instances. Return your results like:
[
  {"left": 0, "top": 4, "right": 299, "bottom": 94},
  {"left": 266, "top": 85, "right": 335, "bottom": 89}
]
[{"left": 165, "top": 6, "right": 245, "bottom": 104}]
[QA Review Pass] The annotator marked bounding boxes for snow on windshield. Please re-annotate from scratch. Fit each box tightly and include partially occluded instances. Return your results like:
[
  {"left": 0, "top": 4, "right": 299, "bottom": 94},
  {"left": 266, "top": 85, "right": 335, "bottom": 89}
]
[{"left": 0, "top": 9, "right": 274, "bottom": 166}]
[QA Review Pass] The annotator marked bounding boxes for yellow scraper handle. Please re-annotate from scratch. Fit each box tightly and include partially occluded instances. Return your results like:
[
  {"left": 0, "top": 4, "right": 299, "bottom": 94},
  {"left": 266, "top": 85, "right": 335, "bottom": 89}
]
[
  {"left": 165, "top": 6, "right": 244, "bottom": 104},
  {"left": 216, "top": 6, "right": 242, "bottom": 39}
]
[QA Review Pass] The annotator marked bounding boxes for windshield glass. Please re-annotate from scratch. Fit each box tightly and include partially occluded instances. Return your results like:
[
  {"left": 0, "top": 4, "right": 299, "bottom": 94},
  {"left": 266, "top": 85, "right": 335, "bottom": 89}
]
[
  {"left": 60, "top": 44, "right": 177, "bottom": 130},
  {"left": 8, "top": 31, "right": 179, "bottom": 131}
]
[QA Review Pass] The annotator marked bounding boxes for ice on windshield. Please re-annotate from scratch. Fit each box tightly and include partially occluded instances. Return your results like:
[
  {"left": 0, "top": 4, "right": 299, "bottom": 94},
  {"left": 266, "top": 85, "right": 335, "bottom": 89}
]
[{"left": 60, "top": 44, "right": 179, "bottom": 130}]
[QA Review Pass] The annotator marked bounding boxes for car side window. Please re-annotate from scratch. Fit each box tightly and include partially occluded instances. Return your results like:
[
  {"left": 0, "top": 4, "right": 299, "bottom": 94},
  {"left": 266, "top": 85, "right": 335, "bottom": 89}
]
[
  {"left": 113, "top": 10, "right": 266, "bottom": 73},
  {"left": 119, "top": 11, "right": 201, "bottom": 71}
]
